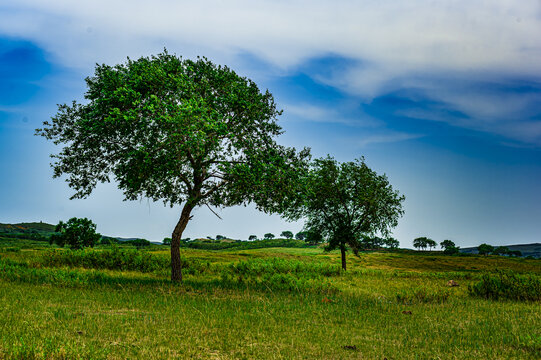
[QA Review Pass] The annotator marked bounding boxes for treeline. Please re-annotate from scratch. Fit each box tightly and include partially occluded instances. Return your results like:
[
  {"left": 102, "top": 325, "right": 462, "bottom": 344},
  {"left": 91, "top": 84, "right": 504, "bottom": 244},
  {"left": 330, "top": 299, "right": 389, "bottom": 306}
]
[{"left": 169, "top": 238, "right": 312, "bottom": 251}]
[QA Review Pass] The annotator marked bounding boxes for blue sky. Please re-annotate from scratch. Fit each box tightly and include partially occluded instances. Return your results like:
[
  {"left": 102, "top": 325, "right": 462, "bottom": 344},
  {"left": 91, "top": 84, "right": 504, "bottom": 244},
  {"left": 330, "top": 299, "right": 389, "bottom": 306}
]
[{"left": 1, "top": 1, "right": 541, "bottom": 248}]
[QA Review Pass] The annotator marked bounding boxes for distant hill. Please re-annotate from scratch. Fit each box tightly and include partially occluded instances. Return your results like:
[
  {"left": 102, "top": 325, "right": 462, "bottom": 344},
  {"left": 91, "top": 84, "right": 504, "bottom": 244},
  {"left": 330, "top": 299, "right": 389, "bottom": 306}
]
[
  {"left": 460, "top": 243, "right": 541, "bottom": 258},
  {"left": 0, "top": 222, "right": 56, "bottom": 234}
]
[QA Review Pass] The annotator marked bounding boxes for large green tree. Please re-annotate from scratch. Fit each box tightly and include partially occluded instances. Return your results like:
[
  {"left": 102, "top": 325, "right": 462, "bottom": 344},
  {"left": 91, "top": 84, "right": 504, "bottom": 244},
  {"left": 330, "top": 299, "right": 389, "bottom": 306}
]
[
  {"left": 50, "top": 217, "right": 101, "bottom": 250},
  {"left": 37, "top": 51, "right": 309, "bottom": 281},
  {"left": 284, "top": 156, "right": 405, "bottom": 271}
]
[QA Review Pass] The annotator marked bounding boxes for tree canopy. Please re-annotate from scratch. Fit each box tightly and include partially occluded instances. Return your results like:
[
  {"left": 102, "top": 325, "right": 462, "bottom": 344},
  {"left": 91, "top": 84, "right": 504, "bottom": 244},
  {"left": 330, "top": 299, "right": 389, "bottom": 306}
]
[
  {"left": 280, "top": 231, "right": 294, "bottom": 239},
  {"left": 37, "top": 51, "right": 310, "bottom": 281},
  {"left": 284, "top": 156, "right": 405, "bottom": 270},
  {"left": 413, "top": 237, "right": 436, "bottom": 251},
  {"left": 478, "top": 243, "right": 494, "bottom": 256},
  {"left": 440, "top": 239, "right": 460, "bottom": 255},
  {"left": 50, "top": 217, "right": 101, "bottom": 250}
]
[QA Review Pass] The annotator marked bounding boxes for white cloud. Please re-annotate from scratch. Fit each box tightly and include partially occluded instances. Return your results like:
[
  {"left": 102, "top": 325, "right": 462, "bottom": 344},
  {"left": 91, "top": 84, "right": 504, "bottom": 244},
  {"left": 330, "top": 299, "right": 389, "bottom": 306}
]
[
  {"left": 357, "top": 132, "right": 423, "bottom": 147},
  {"left": 1, "top": 1, "right": 541, "bottom": 144},
  {"left": 284, "top": 103, "right": 380, "bottom": 127}
]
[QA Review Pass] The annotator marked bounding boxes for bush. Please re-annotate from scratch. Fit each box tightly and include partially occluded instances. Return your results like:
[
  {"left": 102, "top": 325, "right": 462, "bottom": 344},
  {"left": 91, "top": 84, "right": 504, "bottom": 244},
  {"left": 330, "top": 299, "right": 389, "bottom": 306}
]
[
  {"left": 468, "top": 271, "right": 541, "bottom": 301},
  {"left": 41, "top": 247, "right": 169, "bottom": 273}
]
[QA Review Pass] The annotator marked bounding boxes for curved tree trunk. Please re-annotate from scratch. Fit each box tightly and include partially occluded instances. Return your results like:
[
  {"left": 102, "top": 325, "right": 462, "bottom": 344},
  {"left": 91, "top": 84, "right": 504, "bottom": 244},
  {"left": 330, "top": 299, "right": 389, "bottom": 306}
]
[
  {"left": 171, "top": 202, "right": 195, "bottom": 282},
  {"left": 340, "top": 244, "right": 347, "bottom": 271}
]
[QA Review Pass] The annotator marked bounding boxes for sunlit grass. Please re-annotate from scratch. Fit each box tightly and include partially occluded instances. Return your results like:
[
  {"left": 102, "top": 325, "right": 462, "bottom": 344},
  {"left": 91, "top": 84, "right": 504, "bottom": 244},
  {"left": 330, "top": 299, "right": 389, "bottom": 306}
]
[{"left": 0, "top": 239, "right": 540, "bottom": 359}]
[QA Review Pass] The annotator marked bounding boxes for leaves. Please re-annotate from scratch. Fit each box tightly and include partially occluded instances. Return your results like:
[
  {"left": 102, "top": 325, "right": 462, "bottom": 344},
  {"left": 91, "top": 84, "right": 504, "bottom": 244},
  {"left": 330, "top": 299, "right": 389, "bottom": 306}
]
[
  {"left": 36, "top": 51, "right": 310, "bottom": 213},
  {"left": 285, "top": 156, "right": 405, "bottom": 253}
]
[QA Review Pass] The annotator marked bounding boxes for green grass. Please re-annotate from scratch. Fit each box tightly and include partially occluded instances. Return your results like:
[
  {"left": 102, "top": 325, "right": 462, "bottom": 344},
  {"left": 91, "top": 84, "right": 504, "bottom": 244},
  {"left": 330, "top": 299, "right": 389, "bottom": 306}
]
[{"left": 0, "top": 239, "right": 540, "bottom": 359}]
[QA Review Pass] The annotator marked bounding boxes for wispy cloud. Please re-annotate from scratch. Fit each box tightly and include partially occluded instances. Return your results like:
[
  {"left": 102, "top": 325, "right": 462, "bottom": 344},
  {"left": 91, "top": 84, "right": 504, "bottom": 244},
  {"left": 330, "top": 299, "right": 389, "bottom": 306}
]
[
  {"left": 357, "top": 132, "right": 423, "bottom": 147},
  {"left": 284, "top": 103, "right": 380, "bottom": 127},
  {"left": 1, "top": 1, "right": 540, "bottom": 145}
]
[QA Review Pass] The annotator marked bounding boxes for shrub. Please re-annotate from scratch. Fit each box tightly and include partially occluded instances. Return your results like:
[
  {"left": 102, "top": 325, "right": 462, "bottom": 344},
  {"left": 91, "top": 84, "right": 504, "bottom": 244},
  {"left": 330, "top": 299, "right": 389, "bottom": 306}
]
[
  {"left": 468, "top": 271, "right": 541, "bottom": 301},
  {"left": 41, "top": 247, "right": 169, "bottom": 273}
]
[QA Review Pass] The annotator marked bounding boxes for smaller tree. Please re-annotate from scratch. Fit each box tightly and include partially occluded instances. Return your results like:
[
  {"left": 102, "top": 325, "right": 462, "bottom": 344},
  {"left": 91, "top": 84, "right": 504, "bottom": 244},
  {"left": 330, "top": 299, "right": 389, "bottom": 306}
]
[
  {"left": 304, "top": 229, "right": 323, "bottom": 245},
  {"left": 280, "top": 231, "right": 294, "bottom": 239},
  {"left": 264, "top": 233, "right": 275, "bottom": 240},
  {"left": 50, "top": 217, "right": 101, "bottom": 250},
  {"left": 509, "top": 250, "right": 522, "bottom": 257},
  {"left": 216, "top": 235, "right": 226, "bottom": 241},
  {"left": 128, "top": 238, "right": 151, "bottom": 249},
  {"left": 283, "top": 156, "right": 404, "bottom": 271},
  {"left": 248, "top": 235, "right": 258, "bottom": 241},
  {"left": 295, "top": 231, "right": 308, "bottom": 241},
  {"left": 413, "top": 237, "right": 429, "bottom": 251},
  {"left": 426, "top": 238, "right": 437, "bottom": 251},
  {"left": 493, "top": 246, "right": 509, "bottom": 256},
  {"left": 477, "top": 243, "right": 494, "bottom": 256},
  {"left": 383, "top": 237, "right": 399, "bottom": 249},
  {"left": 162, "top": 237, "right": 172, "bottom": 246},
  {"left": 440, "top": 239, "right": 460, "bottom": 255}
]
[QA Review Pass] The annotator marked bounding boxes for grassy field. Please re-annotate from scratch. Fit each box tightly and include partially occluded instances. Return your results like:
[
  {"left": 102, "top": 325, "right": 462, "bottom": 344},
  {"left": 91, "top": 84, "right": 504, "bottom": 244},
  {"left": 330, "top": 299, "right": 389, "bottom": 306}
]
[{"left": 0, "top": 237, "right": 540, "bottom": 359}]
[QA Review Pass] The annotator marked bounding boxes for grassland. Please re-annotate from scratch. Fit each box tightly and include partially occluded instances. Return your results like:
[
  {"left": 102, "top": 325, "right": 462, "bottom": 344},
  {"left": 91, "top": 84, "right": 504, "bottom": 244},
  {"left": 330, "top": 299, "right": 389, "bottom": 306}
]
[{"left": 0, "top": 237, "right": 540, "bottom": 359}]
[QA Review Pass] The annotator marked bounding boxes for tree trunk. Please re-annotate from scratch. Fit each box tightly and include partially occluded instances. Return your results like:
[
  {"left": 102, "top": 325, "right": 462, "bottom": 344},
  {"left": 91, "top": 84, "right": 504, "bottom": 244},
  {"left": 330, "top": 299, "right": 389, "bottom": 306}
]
[
  {"left": 340, "top": 245, "right": 347, "bottom": 271},
  {"left": 171, "top": 202, "right": 195, "bottom": 282}
]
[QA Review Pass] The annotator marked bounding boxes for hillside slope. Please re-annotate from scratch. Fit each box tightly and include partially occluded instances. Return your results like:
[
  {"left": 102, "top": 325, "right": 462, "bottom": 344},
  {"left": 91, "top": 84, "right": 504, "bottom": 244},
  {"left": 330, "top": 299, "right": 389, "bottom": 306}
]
[
  {"left": 0, "top": 222, "right": 56, "bottom": 234},
  {"left": 460, "top": 243, "right": 541, "bottom": 258}
]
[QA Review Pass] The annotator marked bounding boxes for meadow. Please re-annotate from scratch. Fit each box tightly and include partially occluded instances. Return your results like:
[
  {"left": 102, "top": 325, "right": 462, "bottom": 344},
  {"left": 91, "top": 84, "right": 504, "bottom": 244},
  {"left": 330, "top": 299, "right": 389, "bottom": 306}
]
[{"left": 0, "top": 237, "right": 540, "bottom": 359}]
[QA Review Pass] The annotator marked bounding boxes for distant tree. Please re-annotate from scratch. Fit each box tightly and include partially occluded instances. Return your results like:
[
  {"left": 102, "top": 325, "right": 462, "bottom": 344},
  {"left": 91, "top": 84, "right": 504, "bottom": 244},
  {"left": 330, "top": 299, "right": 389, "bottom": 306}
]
[
  {"left": 295, "top": 231, "right": 308, "bottom": 241},
  {"left": 280, "top": 231, "right": 294, "bottom": 239},
  {"left": 206, "top": 236, "right": 214, "bottom": 241},
  {"left": 50, "top": 217, "right": 101, "bottom": 250},
  {"left": 99, "top": 236, "right": 119, "bottom": 245},
  {"left": 383, "top": 237, "right": 400, "bottom": 249},
  {"left": 413, "top": 237, "right": 429, "bottom": 251},
  {"left": 216, "top": 235, "right": 226, "bottom": 241},
  {"left": 426, "top": 238, "right": 437, "bottom": 251},
  {"left": 128, "top": 238, "right": 151, "bottom": 249},
  {"left": 477, "top": 243, "right": 494, "bottom": 256},
  {"left": 493, "top": 246, "right": 509, "bottom": 256},
  {"left": 440, "top": 239, "right": 455, "bottom": 250},
  {"left": 36, "top": 51, "right": 310, "bottom": 282},
  {"left": 264, "top": 233, "right": 275, "bottom": 240},
  {"left": 162, "top": 237, "right": 172, "bottom": 246},
  {"left": 304, "top": 229, "right": 323, "bottom": 245},
  {"left": 283, "top": 156, "right": 404, "bottom": 271},
  {"left": 440, "top": 239, "right": 460, "bottom": 255},
  {"left": 508, "top": 250, "right": 522, "bottom": 257},
  {"left": 248, "top": 235, "right": 258, "bottom": 241}
]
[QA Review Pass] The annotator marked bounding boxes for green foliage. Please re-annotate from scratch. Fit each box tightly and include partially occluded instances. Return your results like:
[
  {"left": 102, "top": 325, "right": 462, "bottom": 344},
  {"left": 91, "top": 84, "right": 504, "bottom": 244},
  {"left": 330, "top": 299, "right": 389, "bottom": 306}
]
[
  {"left": 36, "top": 51, "right": 311, "bottom": 281},
  {"left": 509, "top": 250, "right": 522, "bottom": 257},
  {"left": 182, "top": 238, "right": 309, "bottom": 250},
  {"left": 50, "top": 217, "right": 101, "bottom": 250},
  {"left": 284, "top": 156, "right": 404, "bottom": 270},
  {"left": 478, "top": 243, "right": 494, "bottom": 256},
  {"left": 383, "top": 237, "right": 400, "bottom": 249},
  {"left": 493, "top": 246, "right": 510, "bottom": 256},
  {"left": 42, "top": 247, "right": 170, "bottom": 273},
  {"left": 280, "top": 231, "right": 293, "bottom": 239},
  {"left": 125, "top": 238, "right": 152, "bottom": 249},
  {"left": 162, "top": 237, "right": 172, "bottom": 245},
  {"left": 248, "top": 235, "right": 257, "bottom": 241},
  {"left": 264, "top": 233, "right": 275, "bottom": 240},
  {"left": 295, "top": 231, "right": 307, "bottom": 240},
  {"left": 99, "top": 236, "right": 120, "bottom": 245},
  {"left": 441, "top": 239, "right": 460, "bottom": 255},
  {"left": 413, "top": 236, "right": 436, "bottom": 251},
  {"left": 220, "top": 258, "right": 340, "bottom": 294},
  {"left": 468, "top": 271, "right": 541, "bottom": 301}
]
